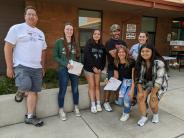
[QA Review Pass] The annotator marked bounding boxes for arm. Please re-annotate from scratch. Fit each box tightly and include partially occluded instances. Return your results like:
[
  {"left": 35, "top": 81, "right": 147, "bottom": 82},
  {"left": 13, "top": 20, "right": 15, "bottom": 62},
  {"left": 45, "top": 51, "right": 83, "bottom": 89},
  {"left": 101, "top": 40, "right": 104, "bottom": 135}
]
[
  {"left": 53, "top": 40, "right": 68, "bottom": 67},
  {"left": 84, "top": 43, "right": 96, "bottom": 71},
  {"left": 99, "top": 48, "right": 106, "bottom": 71},
  {"left": 41, "top": 49, "right": 46, "bottom": 76},
  {"left": 4, "top": 42, "right": 14, "bottom": 78},
  {"left": 113, "top": 70, "right": 119, "bottom": 79},
  {"left": 129, "top": 68, "right": 135, "bottom": 99},
  {"left": 137, "top": 83, "right": 143, "bottom": 93}
]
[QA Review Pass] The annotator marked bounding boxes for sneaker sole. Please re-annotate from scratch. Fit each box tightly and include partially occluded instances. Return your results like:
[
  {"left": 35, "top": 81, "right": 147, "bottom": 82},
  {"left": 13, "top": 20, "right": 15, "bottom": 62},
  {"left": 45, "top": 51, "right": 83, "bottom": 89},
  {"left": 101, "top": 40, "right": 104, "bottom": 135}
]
[
  {"left": 25, "top": 121, "right": 44, "bottom": 127},
  {"left": 104, "top": 109, "right": 112, "bottom": 112}
]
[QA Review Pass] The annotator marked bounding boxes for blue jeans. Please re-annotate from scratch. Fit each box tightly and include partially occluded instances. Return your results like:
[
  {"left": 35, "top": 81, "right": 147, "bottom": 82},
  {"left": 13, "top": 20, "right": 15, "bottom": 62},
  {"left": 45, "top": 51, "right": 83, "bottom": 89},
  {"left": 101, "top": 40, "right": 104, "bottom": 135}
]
[
  {"left": 58, "top": 67, "right": 79, "bottom": 108},
  {"left": 117, "top": 79, "right": 132, "bottom": 113}
]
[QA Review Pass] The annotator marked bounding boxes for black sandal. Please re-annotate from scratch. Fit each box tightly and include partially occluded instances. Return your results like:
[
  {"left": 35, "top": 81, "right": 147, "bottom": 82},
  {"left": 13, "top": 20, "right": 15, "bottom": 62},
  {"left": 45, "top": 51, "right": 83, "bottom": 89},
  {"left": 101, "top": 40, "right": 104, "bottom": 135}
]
[{"left": 14, "top": 91, "right": 25, "bottom": 102}]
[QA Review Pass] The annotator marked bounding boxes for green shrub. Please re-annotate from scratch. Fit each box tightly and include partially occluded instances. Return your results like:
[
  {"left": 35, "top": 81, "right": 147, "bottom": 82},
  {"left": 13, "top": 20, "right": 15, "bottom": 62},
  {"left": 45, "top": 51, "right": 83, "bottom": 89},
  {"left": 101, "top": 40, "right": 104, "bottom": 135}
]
[
  {"left": 43, "top": 69, "right": 59, "bottom": 89},
  {"left": 0, "top": 76, "right": 17, "bottom": 95}
]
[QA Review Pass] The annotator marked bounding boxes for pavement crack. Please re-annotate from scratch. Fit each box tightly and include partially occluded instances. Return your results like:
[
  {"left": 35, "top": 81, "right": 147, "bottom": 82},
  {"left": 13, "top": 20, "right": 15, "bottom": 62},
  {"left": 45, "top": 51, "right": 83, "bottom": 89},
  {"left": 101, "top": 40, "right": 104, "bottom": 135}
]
[
  {"left": 80, "top": 115, "right": 99, "bottom": 138},
  {"left": 174, "top": 133, "right": 184, "bottom": 138}
]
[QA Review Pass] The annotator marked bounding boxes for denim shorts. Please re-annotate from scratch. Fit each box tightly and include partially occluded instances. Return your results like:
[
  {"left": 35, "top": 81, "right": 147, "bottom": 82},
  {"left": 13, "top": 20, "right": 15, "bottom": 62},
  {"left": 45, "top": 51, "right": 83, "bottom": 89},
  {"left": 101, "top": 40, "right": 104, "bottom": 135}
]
[{"left": 14, "top": 65, "right": 42, "bottom": 92}]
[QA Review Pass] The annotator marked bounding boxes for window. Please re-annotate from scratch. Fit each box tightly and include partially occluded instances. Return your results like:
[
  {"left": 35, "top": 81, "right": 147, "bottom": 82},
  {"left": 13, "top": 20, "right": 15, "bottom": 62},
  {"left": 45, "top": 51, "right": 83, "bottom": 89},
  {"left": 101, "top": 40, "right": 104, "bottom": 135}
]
[
  {"left": 78, "top": 9, "right": 102, "bottom": 63},
  {"left": 141, "top": 17, "right": 157, "bottom": 45},
  {"left": 78, "top": 9, "right": 102, "bottom": 47},
  {"left": 171, "top": 18, "right": 184, "bottom": 40}
]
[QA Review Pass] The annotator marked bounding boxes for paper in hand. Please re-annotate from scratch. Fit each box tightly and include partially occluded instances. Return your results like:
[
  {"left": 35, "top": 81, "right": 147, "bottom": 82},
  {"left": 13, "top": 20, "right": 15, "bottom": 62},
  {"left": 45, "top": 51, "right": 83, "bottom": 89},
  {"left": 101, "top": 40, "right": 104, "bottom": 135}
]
[
  {"left": 68, "top": 60, "right": 83, "bottom": 76},
  {"left": 104, "top": 77, "right": 122, "bottom": 91}
]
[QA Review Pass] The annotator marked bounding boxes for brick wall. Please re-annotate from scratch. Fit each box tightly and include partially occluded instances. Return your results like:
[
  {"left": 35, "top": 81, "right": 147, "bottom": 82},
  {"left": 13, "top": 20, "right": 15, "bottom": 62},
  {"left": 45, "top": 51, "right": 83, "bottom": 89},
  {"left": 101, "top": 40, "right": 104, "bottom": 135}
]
[
  {"left": 155, "top": 17, "right": 172, "bottom": 55},
  {"left": 25, "top": 0, "right": 172, "bottom": 69}
]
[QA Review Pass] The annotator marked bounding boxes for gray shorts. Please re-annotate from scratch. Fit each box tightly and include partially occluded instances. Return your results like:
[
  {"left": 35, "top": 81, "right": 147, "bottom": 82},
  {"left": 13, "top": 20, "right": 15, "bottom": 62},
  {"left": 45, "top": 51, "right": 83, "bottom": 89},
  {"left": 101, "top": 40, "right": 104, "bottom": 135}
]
[
  {"left": 14, "top": 65, "right": 42, "bottom": 92},
  {"left": 84, "top": 70, "right": 94, "bottom": 76}
]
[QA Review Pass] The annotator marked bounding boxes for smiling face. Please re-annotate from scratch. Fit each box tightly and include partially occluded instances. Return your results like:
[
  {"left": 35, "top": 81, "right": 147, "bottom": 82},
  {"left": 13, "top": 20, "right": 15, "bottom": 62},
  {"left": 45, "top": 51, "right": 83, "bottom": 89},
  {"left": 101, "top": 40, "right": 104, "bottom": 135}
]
[
  {"left": 25, "top": 8, "right": 38, "bottom": 27},
  {"left": 64, "top": 24, "right": 74, "bottom": 38},
  {"left": 112, "top": 30, "right": 121, "bottom": 40},
  {"left": 141, "top": 47, "right": 152, "bottom": 61},
  {"left": 138, "top": 32, "right": 148, "bottom": 45},
  {"left": 93, "top": 30, "right": 101, "bottom": 43},
  {"left": 118, "top": 48, "right": 126, "bottom": 60}
]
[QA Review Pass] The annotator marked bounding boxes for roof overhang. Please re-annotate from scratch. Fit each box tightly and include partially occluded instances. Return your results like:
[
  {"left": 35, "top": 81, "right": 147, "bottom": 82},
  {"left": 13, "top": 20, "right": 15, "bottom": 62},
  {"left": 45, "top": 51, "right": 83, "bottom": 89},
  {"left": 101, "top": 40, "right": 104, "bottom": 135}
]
[
  {"left": 44, "top": 0, "right": 184, "bottom": 18},
  {"left": 108, "top": 0, "right": 184, "bottom": 11}
]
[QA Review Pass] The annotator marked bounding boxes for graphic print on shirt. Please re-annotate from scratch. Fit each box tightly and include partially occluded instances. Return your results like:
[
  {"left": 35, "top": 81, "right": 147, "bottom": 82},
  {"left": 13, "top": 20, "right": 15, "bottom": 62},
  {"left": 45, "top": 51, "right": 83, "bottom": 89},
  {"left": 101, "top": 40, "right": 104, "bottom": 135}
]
[{"left": 92, "top": 48, "right": 103, "bottom": 59}]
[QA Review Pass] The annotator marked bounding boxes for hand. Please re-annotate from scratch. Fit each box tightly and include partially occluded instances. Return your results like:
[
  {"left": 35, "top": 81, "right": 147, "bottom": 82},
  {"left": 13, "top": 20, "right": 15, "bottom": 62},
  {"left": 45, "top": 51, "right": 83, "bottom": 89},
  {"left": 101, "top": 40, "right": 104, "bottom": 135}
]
[
  {"left": 93, "top": 67, "right": 99, "bottom": 74},
  {"left": 6, "top": 67, "right": 14, "bottom": 78},
  {"left": 97, "top": 69, "right": 101, "bottom": 74},
  {"left": 42, "top": 68, "right": 45, "bottom": 77},
  {"left": 128, "top": 90, "right": 134, "bottom": 100},
  {"left": 67, "top": 64, "right": 73, "bottom": 70},
  {"left": 109, "top": 49, "right": 117, "bottom": 58}
]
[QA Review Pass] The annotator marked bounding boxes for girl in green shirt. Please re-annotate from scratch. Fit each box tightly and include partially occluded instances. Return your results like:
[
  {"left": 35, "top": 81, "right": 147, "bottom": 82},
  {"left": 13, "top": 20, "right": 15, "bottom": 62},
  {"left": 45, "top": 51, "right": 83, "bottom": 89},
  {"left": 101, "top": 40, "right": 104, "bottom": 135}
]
[{"left": 53, "top": 22, "right": 80, "bottom": 121}]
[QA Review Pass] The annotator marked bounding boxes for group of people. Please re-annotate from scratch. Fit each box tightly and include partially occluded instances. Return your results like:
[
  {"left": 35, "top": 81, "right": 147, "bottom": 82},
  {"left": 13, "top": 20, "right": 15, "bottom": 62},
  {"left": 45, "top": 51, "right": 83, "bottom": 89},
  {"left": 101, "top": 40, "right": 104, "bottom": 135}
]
[{"left": 4, "top": 6, "right": 168, "bottom": 127}]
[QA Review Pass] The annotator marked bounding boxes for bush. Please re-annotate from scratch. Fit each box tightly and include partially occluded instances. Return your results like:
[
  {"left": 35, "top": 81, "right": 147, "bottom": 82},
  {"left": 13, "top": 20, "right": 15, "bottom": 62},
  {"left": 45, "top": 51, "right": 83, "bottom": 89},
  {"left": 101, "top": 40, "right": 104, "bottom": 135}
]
[
  {"left": 0, "top": 76, "right": 17, "bottom": 95},
  {"left": 43, "top": 69, "right": 59, "bottom": 89}
]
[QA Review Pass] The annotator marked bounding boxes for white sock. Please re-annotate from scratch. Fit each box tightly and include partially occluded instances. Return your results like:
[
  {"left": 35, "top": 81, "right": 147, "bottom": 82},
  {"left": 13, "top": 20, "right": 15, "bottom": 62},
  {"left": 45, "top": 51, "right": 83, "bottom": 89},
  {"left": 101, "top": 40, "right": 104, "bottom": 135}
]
[
  {"left": 91, "top": 101, "right": 96, "bottom": 107},
  {"left": 97, "top": 100, "right": 101, "bottom": 105},
  {"left": 59, "top": 108, "right": 64, "bottom": 112},
  {"left": 74, "top": 105, "right": 79, "bottom": 110},
  {"left": 27, "top": 113, "right": 33, "bottom": 118}
]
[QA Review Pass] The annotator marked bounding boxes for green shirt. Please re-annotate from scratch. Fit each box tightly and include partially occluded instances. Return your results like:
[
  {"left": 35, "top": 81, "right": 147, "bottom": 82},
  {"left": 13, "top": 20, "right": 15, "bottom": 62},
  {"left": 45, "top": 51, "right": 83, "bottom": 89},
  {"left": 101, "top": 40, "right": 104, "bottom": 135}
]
[{"left": 53, "top": 38, "right": 79, "bottom": 69}]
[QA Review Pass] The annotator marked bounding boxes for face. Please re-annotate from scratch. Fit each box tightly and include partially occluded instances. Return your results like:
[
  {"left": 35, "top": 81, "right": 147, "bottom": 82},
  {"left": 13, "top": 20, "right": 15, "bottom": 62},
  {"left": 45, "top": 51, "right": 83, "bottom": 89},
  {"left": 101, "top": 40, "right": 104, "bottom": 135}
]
[
  {"left": 93, "top": 30, "right": 101, "bottom": 42},
  {"left": 112, "top": 30, "right": 121, "bottom": 40},
  {"left": 64, "top": 25, "right": 73, "bottom": 38},
  {"left": 141, "top": 47, "right": 152, "bottom": 60},
  {"left": 138, "top": 33, "right": 148, "bottom": 45},
  {"left": 118, "top": 48, "right": 126, "bottom": 59},
  {"left": 109, "top": 49, "right": 117, "bottom": 58},
  {"left": 25, "top": 9, "right": 38, "bottom": 27}
]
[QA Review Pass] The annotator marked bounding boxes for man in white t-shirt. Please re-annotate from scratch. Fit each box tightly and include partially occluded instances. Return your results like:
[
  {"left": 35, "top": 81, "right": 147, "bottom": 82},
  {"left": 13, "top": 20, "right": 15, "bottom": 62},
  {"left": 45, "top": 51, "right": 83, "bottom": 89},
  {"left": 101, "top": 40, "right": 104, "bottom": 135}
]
[{"left": 4, "top": 6, "right": 47, "bottom": 127}]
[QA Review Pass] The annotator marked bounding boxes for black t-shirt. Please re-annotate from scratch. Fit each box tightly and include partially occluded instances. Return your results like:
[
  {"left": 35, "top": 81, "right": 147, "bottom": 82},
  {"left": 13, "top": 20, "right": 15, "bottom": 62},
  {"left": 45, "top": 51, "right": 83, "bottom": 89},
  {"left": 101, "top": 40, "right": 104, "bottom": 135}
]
[
  {"left": 105, "top": 38, "right": 127, "bottom": 70},
  {"left": 118, "top": 59, "right": 135, "bottom": 80}
]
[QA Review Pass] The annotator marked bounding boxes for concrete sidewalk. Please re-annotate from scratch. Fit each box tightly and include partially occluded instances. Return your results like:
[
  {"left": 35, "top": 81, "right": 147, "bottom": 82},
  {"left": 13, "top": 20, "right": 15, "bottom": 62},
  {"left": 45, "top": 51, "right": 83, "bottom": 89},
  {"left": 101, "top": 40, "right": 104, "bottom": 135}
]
[{"left": 0, "top": 69, "right": 184, "bottom": 138}]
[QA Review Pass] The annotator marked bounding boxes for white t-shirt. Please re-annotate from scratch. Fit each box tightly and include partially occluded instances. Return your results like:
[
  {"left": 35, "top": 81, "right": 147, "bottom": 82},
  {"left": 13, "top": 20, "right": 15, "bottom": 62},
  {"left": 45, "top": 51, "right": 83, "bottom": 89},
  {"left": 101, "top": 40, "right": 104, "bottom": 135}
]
[{"left": 5, "top": 23, "right": 47, "bottom": 68}]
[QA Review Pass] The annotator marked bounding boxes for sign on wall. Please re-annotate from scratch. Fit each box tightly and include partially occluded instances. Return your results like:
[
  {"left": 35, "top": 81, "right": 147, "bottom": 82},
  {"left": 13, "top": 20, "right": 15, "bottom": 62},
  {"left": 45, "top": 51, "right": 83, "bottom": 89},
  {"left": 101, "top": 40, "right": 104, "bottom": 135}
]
[
  {"left": 126, "top": 33, "right": 136, "bottom": 39},
  {"left": 126, "top": 24, "right": 136, "bottom": 39}
]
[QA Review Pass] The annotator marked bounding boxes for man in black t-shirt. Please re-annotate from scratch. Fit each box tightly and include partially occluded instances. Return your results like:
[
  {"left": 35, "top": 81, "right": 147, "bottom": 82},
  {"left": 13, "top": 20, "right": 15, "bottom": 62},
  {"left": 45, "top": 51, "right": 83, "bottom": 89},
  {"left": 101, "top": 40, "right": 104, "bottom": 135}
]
[{"left": 104, "top": 24, "right": 127, "bottom": 112}]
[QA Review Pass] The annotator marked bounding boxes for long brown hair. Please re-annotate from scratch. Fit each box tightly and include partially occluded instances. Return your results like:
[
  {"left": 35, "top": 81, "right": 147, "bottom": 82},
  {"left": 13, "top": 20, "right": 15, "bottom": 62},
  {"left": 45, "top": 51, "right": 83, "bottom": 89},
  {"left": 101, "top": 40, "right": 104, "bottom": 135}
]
[
  {"left": 63, "top": 22, "right": 79, "bottom": 59},
  {"left": 114, "top": 46, "right": 131, "bottom": 67}
]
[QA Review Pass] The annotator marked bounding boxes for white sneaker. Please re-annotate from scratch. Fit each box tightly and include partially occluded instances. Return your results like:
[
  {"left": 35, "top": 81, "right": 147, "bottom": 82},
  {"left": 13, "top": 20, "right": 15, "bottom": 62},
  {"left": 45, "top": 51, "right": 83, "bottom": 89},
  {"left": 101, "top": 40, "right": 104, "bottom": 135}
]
[
  {"left": 137, "top": 116, "right": 148, "bottom": 127},
  {"left": 103, "top": 102, "right": 112, "bottom": 112},
  {"left": 91, "top": 106, "right": 97, "bottom": 113},
  {"left": 59, "top": 110, "right": 67, "bottom": 121},
  {"left": 75, "top": 107, "right": 81, "bottom": 117},
  {"left": 152, "top": 114, "right": 159, "bottom": 123},
  {"left": 96, "top": 104, "right": 102, "bottom": 112},
  {"left": 120, "top": 113, "right": 129, "bottom": 122}
]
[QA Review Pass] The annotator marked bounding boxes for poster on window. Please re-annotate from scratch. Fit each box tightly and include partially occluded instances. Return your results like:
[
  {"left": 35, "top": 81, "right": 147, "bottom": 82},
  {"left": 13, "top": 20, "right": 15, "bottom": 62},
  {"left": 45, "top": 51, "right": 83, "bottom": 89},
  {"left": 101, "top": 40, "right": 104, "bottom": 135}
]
[
  {"left": 126, "top": 24, "right": 136, "bottom": 32},
  {"left": 126, "top": 33, "right": 136, "bottom": 39}
]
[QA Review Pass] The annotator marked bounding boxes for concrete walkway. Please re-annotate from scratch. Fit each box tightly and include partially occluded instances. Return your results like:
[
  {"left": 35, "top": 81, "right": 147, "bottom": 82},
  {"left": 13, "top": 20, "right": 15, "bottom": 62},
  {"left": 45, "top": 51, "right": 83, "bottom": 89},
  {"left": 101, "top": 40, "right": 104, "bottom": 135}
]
[{"left": 0, "top": 69, "right": 184, "bottom": 138}]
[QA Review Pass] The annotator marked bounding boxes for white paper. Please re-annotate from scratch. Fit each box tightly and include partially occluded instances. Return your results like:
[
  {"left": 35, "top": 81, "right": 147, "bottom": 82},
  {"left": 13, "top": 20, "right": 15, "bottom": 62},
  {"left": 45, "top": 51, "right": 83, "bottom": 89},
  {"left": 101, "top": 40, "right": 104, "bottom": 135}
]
[
  {"left": 104, "top": 77, "right": 122, "bottom": 91},
  {"left": 68, "top": 61, "right": 83, "bottom": 76}
]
